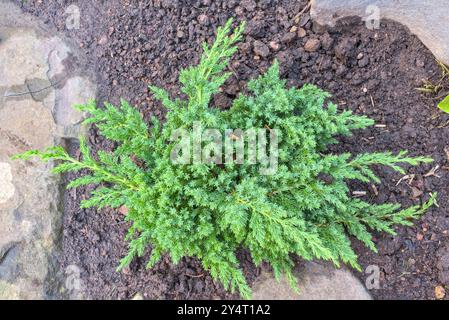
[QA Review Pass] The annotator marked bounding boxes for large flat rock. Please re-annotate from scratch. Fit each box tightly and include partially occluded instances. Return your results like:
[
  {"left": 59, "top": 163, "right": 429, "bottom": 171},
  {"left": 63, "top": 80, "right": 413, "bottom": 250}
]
[
  {"left": 311, "top": 0, "right": 449, "bottom": 65},
  {"left": 252, "top": 262, "right": 372, "bottom": 300},
  {"left": 0, "top": 0, "right": 95, "bottom": 300}
]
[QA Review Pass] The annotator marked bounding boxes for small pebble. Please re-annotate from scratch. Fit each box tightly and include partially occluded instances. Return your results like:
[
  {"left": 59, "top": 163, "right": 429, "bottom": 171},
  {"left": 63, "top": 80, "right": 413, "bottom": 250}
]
[
  {"left": 320, "top": 34, "right": 334, "bottom": 50},
  {"left": 358, "top": 56, "right": 369, "bottom": 67},
  {"left": 253, "top": 40, "right": 270, "bottom": 58},
  {"left": 304, "top": 38, "right": 321, "bottom": 52},
  {"left": 241, "top": 0, "right": 256, "bottom": 11},
  {"left": 235, "top": 6, "right": 244, "bottom": 15},
  {"left": 281, "top": 32, "right": 296, "bottom": 44},
  {"left": 269, "top": 41, "right": 280, "bottom": 51},
  {"left": 197, "top": 14, "right": 209, "bottom": 26},
  {"left": 297, "top": 27, "right": 306, "bottom": 38},
  {"left": 98, "top": 35, "right": 108, "bottom": 45}
]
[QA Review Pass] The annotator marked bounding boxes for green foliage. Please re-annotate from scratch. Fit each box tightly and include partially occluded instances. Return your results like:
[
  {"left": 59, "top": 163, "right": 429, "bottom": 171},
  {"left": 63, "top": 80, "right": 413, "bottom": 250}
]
[
  {"left": 438, "top": 95, "right": 449, "bottom": 113},
  {"left": 14, "top": 19, "right": 437, "bottom": 299}
]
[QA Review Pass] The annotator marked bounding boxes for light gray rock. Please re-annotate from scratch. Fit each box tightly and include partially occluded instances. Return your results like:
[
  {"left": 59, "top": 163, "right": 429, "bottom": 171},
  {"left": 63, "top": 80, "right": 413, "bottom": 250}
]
[
  {"left": 54, "top": 76, "right": 95, "bottom": 139},
  {"left": 310, "top": 0, "right": 449, "bottom": 65},
  {"left": 0, "top": 162, "right": 15, "bottom": 204},
  {"left": 0, "top": 0, "right": 95, "bottom": 300},
  {"left": 252, "top": 262, "right": 372, "bottom": 300}
]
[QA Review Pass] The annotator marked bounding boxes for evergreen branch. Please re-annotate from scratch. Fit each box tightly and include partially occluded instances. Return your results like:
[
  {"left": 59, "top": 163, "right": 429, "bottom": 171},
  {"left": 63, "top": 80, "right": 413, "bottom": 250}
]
[
  {"left": 348, "top": 151, "right": 433, "bottom": 183},
  {"left": 179, "top": 18, "right": 245, "bottom": 107}
]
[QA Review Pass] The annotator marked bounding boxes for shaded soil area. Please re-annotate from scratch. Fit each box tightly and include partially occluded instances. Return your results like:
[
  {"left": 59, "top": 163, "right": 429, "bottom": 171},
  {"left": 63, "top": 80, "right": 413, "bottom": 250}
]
[{"left": 17, "top": 0, "right": 449, "bottom": 300}]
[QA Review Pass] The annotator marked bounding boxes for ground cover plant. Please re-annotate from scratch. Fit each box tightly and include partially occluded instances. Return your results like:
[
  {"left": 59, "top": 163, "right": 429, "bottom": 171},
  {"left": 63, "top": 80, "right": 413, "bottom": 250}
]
[{"left": 14, "top": 19, "right": 437, "bottom": 299}]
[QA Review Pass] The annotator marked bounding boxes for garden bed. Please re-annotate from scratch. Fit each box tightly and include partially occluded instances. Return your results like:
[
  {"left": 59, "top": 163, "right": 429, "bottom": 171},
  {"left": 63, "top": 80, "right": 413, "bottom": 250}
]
[{"left": 17, "top": 0, "right": 449, "bottom": 300}]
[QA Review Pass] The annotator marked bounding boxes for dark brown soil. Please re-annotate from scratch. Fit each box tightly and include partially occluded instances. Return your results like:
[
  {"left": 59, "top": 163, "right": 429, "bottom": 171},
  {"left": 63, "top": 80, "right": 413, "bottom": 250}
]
[{"left": 17, "top": 0, "right": 449, "bottom": 300}]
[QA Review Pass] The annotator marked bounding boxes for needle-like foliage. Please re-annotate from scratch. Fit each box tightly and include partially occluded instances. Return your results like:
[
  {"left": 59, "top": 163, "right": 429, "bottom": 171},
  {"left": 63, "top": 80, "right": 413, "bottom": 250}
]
[{"left": 14, "top": 19, "right": 436, "bottom": 299}]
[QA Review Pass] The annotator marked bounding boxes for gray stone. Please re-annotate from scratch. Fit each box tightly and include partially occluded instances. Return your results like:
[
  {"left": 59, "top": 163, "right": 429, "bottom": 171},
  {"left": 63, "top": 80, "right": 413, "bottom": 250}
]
[
  {"left": 253, "top": 40, "right": 270, "bottom": 58},
  {"left": 0, "top": 0, "right": 95, "bottom": 300},
  {"left": 54, "top": 76, "right": 95, "bottom": 139},
  {"left": 252, "top": 262, "right": 372, "bottom": 300},
  {"left": 311, "top": 0, "right": 449, "bottom": 65},
  {"left": 25, "top": 78, "right": 53, "bottom": 102},
  {"left": 0, "top": 162, "right": 15, "bottom": 204}
]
